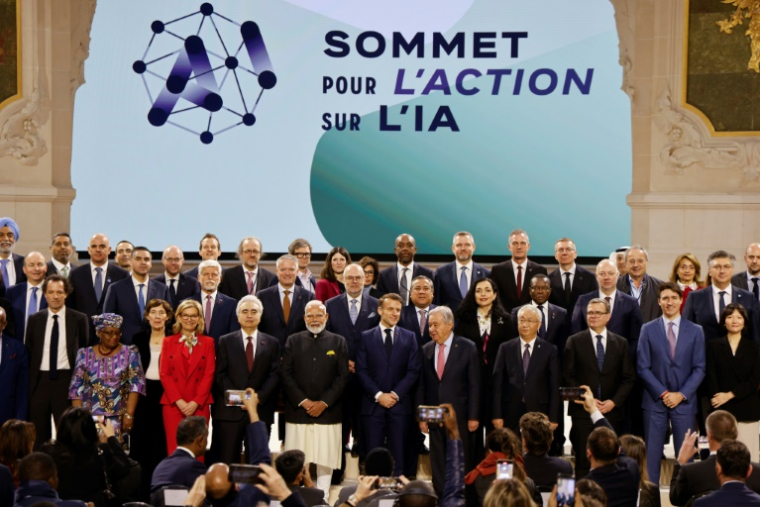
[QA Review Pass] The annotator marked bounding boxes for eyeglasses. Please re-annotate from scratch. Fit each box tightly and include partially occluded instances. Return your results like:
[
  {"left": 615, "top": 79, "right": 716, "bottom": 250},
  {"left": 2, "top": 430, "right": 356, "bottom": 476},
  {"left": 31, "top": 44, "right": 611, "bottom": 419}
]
[
  {"left": 294, "top": 252, "right": 311, "bottom": 259},
  {"left": 518, "top": 318, "right": 540, "bottom": 324},
  {"left": 180, "top": 313, "right": 200, "bottom": 320},
  {"left": 242, "top": 249, "right": 261, "bottom": 255},
  {"left": 587, "top": 311, "right": 609, "bottom": 317}
]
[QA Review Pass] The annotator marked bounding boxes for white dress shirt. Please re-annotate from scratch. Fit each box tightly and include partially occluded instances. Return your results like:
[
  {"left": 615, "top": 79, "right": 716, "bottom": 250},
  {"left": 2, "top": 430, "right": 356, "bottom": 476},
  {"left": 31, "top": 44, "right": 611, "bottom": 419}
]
[
  {"left": 560, "top": 264, "right": 577, "bottom": 289},
  {"left": 297, "top": 269, "right": 314, "bottom": 292},
  {"left": 512, "top": 259, "right": 528, "bottom": 287},
  {"left": 41, "top": 309, "right": 69, "bottom": 371},
  {"left": 599, "top": 289, "right": 617, "bottom": 314},
  {"left": 244, "top": 268, "right": 258, "bottom": 294},
  {"left": 590, "top": 328, "right": 608, "bottom": 357},
  {"left": 397, "top": 262, "right": 414, "bottom": 299},
  {"left": 132, "top": 276, "right": 150, "bottom": 303},
  {"left": 202, "top": 291, "right": 218, "bottom": 323},
  {"left": 456, "top": 260, "right": 474, "bottom": 290},
  {"left": 519, "top": 336, "right": 537, "bottom": 358},
  {"left": 51, "top": 259, "right": 73, "bottom": 277},
  {"left": 347, "top": 292, "right": 363, "bottom": 314},
  {"left": 25, "top": 282, "right": 43, "bottom": 320},
  {"left": 278, "top": 284, "right": 294, "bottom": 307},
  {"left": 662, "top": 315, "right": 682, "bottom": 342},
  {"left": 712, "top": 285, "right": 732, "bottom": 321},
  {"left": 0, "top": 255, "right": 16, "bottom": 286},
  {"left": 242, "top": 329, "right": 258, "bottom": 356},
  {"left": 164, "top": 272, "right": 180, "bottom": 288},
  {"left": 90, "top": 262, "right": 108, "bottom": 293}
]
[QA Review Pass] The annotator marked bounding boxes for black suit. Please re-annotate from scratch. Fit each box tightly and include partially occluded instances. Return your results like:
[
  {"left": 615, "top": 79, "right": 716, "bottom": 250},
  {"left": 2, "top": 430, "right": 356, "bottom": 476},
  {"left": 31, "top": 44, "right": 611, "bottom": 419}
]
[
  {"left": 522, "top": 453, "right": 574, "bottom": 490},
  {"left": 670, "top": 454, "right": 760, "bottom": 506},
  {"left": 0, "top": 253, "right": 26, "bottom": 296},
  {"left": 257, "top": 285, "right": 314, "bottom": 350},
  {"left": 375, "top": 263, "right": 435, "bottom": 304},
  {"left": 45, "top": 260, "right": 78, "bottom": 278},
  {"left": 398, "top": 304, "right": 437, "bottom": 348},
  {"left": 213, "top": 330, "right": 280, "bottom": 464},
  {"left": 150, "top": 448, "right": 206, "bottom": 493},
  {"left": 219, "top": 265, "right": 277, "bottom": 300},
  {"left": 564, "top": 329, "right": 636, "bottom": 477},
  {"left": 510, "top": 303, "right": 568, "bottom": 354},
  {"left": 682, "top": 285, "right": 760, "bottom": 343},
  {"left": 490, "top": 260, "right": 547, "bottom": 312},
  {"left": 416, "top": 335, "right": 480, "bottom": 496},
  {"left": 549, "top": 265, "right": 598, "bottom": 315},
  {"left": 154, "top": 273, "right": 200, "bottom": 310},
  {"left": 706, "top": 337, "right": 760, "bottom": 422},
  {"left": 67, "top": 262, "right": 129, "bottom": 343},
  {"left": 585, "top": 449, "right": 640, "bottom": 507},
  {"left": 571, "top": 291, "right": 643, "bottom": 359},
  {"left": 616, "top": 273, "right": 664, "bottom": 323},
  {"left": 26, "top": 307, "right": 89, "bottom": 446},
  {"left": 694, "top": 483, "right": 760, "bottom": 507}
]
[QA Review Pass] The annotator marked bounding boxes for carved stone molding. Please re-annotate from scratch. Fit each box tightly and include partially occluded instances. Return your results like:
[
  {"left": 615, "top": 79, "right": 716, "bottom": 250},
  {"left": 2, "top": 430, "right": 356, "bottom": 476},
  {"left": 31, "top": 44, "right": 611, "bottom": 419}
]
[
  {"left": 0, "top": 71, "right": 49, "bottom": 166},
  {"left": 655, "top": 83, "right": 760, "bottom": 181},
  {"left": 609, "top": 0, "right": 635, "bottom": 100},
  {"left": 70, "top": 0, "right": 97, "bottom": 96}
]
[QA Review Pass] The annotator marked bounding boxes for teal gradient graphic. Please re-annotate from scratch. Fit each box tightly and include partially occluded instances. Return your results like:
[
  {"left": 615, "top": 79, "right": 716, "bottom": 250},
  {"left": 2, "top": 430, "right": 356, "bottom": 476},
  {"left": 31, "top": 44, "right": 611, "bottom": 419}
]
[{"left": 311, "top": 31, "right": 631, "bottom": 255}]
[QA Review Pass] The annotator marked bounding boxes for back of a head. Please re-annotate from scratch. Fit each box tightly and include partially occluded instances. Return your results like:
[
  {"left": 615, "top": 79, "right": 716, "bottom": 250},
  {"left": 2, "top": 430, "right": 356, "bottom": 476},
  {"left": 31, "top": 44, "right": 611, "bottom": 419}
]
[
  {"left": 587, "top": 427, "right": 619, "bottom": 464},
  {"left": 55, "top": 407, "right": 98, "bottom": 456},
  {"left": 619, "top": 434, "right": 649, "bottom": 486},
  {"left": 576, "top": 479, "right": 608, "bottom": 505},
  {"left": 18, "top": 452, "right": 57, "bottom": 483},
  {"left": 706, "top": 410, "right": 738, "bottom": 444},
  {"left": 519, "top": 412, "right": 552, "bottom": 455},
  {"left": 483, "top": 479, "right": 536, "bottom": 507},
  {"left": 276, "top": 449, "right": 305, "bottom": 484},
  {"left": 486, "top": 428, "right": 515, "bottom": 455},
  {"left": 176, "top": 416, "right": 207, "bottom": 447},
  {"left": 365, "top": 448, "right": 394, "bottom": 477},
  {"left": 397, "top": 480, "right": 438, "bottom": 507},
  {"left": 0, "top": 419, "right": 36, "bottom": 468},
  {"left": 717, "top": 440, "right": 751, "bottom": 481}
]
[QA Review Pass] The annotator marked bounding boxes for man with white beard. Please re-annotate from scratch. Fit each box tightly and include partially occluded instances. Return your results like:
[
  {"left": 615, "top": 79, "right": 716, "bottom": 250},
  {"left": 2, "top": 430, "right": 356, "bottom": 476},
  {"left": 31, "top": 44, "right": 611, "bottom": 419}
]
[{"left": 280, "top": 300, "right": 350, "bottom": 500}]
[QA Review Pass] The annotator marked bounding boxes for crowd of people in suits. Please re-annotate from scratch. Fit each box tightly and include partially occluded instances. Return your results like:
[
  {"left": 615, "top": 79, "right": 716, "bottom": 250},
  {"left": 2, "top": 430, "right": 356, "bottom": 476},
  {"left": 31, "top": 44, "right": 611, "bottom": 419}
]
[{"left": 5, "top": 215, "right": 760, "bottom": 506}]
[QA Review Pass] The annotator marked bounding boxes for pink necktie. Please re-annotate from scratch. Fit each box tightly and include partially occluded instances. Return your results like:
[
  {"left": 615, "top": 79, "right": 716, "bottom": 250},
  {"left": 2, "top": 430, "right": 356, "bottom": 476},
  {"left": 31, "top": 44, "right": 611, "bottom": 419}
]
[
  {"left": 482, "top": 333, "right": 489, "bottom": 364},
  {"left": 205, "top": 295, "right": 212, "bottom": 334},
  {"left": 437, "top": 344, "right": 445, "bottom": 380},
  {"left": 419, "top": 309, "right": 427, "bottom": 335},
  {"left": 667, "top": 321, "right": 677, "bottom": 358},
  {"left": 246, "top": 271, "right": 255, "bottom": 294}
]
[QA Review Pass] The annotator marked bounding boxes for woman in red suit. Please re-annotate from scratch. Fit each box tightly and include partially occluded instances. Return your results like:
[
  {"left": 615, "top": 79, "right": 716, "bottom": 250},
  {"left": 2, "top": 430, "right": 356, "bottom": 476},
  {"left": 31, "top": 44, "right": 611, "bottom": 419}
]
[
  {"left": 668, "top": 253, "right": 705, "bottom": 311},
  {"left": 315, "top": 246, "right": 351, "bottom": 302},
  {"left": 159, "top": 299, "right": 215, "bottom": 456}
]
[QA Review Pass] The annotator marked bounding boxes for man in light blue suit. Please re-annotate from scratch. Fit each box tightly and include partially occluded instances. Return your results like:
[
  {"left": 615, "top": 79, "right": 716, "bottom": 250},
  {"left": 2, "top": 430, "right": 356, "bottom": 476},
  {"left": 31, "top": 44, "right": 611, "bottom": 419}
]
[
  {"left": 103, "top": 246, "right": 169, "bottom": 344},
  {"left": 638, "top": 281, "right": 706, "bottom": 484}
]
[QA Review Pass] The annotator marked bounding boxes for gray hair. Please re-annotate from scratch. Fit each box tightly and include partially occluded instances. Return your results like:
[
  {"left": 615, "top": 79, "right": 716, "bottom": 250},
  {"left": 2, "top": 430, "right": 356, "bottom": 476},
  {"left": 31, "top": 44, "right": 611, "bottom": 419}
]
[
  {"left": 452, "top": 231, "right": 474, "bottom": 245},
  {"left": 624, "top": 245, "right": 649, "bottom": 262},
  {"left": 411, "top": 275, "right": 434, "bottom": 289},
  {"left": 509, "top": 229, "right": 530, "bottom": 243},
  {"left": 587, "top": 297, "right": 610, "bottom": 313},
  {"left": 236, "top": 295, "right": 263, "bottom": 316},
  {"left": 596, "top": 259, "right": 618, "bottom": 274},
  {"left": 237, "top": 237, "right": 263, "bottom": 256},
  {"left": 198, "top": 259, "right": 222, "bottom": 275},
  {"left": 344, "top": 263, "right": 365, "bottom": 277},
  {"left": 276, "top": 254, "right": 298, "bottom": 270},
  {"left": 517, "top": 305, "right": 542, "bottom": 321},
  {"left": 708, "top": 250, "right": 736, "bottom": 268},
  {"left": 429, "top": 306, "right": 454, "bottom": 324}
]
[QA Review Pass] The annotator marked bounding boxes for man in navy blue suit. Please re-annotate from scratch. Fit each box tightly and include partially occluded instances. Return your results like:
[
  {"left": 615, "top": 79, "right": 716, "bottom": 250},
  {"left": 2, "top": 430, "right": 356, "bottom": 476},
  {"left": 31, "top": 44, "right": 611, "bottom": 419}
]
[
  {"left": 257, "top": 255, "right": 314, "bottom": 351},
  {"left": 434, "top": 231, "right": 490, "bottom": 313},
  {"left": 638, "top": 282, "right": 706, "bottom": 484},
  {"left": 356, "top": 293, "right": 420, "bottom": 475},
  {"left": 0, "top": 307, "right": 28, "bottom": 425},
  {"left": 189, "top": 260, "right": 240, "bottom": 342},
  {"left": 103, "top": 246, "right": 170, "bottom": 344},
  {"left": 183, "top": 233, "right": 223, "bottom": 280},
  {"left": 399, "top": 275, "right": 437, "bottom": 348},
  {"left": 511, "top": 274, "right": 567, "bottom": 353},
  {"left": 154, "top": 245, "right": 200, "bottom": 310},
  {"left": 0, "top": 217, "right": 26, "bottom": 296},
  {"left": 6, "top": 252, "right": 48, "bottom": 341},
  {"left": 151, "top": 416, "right": 208, "bottom": 498},
  {"left": 376, "top": 234, "right": 434, "bottom": 305},
  {"left": 694, "top": 440, "right": 760, "bottom": 507}
]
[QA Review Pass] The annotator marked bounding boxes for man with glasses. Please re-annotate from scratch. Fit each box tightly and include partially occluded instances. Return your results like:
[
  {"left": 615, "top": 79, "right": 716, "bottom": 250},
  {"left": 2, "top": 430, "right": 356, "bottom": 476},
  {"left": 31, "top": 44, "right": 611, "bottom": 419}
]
[
  {"left": 219, "top": 236, "right": 277, "bottom": 300},
  {"left": 154, "top": 245, "right": 200, "bottom": 310},
  {"left": 288, "top": 238, "right": 316, "bottom": 294},
  {"left": 564, "top": 297, "right": 635, "bottom": 478}
]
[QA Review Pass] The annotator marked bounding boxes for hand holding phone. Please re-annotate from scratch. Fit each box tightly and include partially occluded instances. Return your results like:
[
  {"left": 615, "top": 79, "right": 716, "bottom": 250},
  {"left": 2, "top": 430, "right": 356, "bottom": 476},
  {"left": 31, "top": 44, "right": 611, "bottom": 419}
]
[
  {"left": 496, "top": 460, "right": 513, "bottom": 480},
  {"left": 556, "top": 474, "right": 575, "bottom": 507}
]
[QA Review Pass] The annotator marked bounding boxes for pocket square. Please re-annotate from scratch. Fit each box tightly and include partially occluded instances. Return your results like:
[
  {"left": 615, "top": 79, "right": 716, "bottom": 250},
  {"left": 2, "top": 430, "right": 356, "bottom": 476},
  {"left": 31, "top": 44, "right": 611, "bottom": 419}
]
[
  {"left": 326, "top": 350, "right": 336, "bottom": 356},
  {"left": 368, "top": 312, "right": 376, "bottom": 318}
]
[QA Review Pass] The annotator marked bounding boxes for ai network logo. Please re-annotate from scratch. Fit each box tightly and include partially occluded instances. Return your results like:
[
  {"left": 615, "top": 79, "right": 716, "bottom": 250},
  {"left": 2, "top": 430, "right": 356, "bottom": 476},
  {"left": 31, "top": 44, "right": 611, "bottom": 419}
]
[{"left": 133, "top": 3, "right": 276, "bottom": 144}]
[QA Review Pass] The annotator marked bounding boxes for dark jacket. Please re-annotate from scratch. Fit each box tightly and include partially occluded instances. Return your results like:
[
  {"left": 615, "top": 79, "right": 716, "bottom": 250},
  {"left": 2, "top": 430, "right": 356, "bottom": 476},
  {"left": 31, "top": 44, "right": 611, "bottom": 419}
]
[
  {"left": 670, "top": 454, "right": 760, "bottom": 506},
  {"left": 616, "top": 273, "right": 664, "bottom": 323},
  {"left": 706, "top": 336, "right": 760, "bottom": 421},
  {"left": 549, "top": 265, "right": 599, "bottom": 314},
  {"left": 490, "top": 260, "right": 548, "bottom": 312},
  {"left": 13, "top": 480, "right": 87, "bottom": 507},
  {"left": 693, "top": 482, "right": 760, "bottom": 507},
  {"left": 522, "top": 453, "right": 574, "bottom": 490},
  {"left": 151, "top": 448, "right": 206, "bottom": 493}
]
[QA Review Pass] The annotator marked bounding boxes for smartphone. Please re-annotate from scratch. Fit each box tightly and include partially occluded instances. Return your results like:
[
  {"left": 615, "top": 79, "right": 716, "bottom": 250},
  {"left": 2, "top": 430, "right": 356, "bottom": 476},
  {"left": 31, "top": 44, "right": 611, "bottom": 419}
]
[
  {"left": 225, "top": 389, "right": 252, "bottom": 407},
  {"left": 229, "top": 464, "right": 263, "bottom": 484},
  {"left": 559, "top": 387, "right": 585, "bottom": 402},
  {"left": 416, "top": 405, "right": 448, "bottom": 423},
  {"left": 163, "top": 488, "right": 189, "bottom": 506},
  {"left": 376, "top": 477, "right": 401, "bottom": 490},
  {"left": 496, "top": 460, "right": 513, "bottom": 480},
  {"left": 556, "top": 474, "right": 576, "bottom": 507},
  {"left": 92, "top": 415, "right": 105, "bottom": 424}
]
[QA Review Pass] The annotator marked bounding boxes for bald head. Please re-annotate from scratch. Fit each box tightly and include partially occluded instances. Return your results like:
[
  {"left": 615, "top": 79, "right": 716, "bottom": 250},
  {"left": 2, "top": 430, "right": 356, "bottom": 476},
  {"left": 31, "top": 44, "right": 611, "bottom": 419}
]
[
  {"left": 88, "top": 233, "right": 111, "bottom": 267},
  {"left": 162, "top": 245, "right": 185, "bottom": 277},
  {"left": 23, "top": 251, "right": 47, "bottom": 284},
  {"left": 596, "top": 259, "right": 618, "bottom": 293},
  {"left": 206, "top": 463, "right": 232, "bottom": 499},
  {"left": 395, "top": 233, "right": 417, "bottom": 265}
]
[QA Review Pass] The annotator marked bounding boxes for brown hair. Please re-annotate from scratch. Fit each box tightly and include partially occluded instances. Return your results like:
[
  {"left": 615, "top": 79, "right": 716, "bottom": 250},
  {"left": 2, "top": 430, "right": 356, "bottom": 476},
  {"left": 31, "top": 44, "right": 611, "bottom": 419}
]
[
  {"left": 483, "top": 479, "right": 536, "bottom": 507},
  {"left": 320, "top": 246, "right": 351, "bottom": 282},
  {"left": 620, "top": 434, "right": 653, "bottom": 489},
  {"left": 378, "top": 293, "right": 403, "bottom": 308},
  {"left": 669, "top": 253, "right": 704, "bottom": 287},
  {"left": 359, "top": 256, "right": 380, "bottom": 285},
  {"left": 143, "top": 298, "right": 174, "bottom": 322},
  {"left": 519, "top": 412, "right": 553, "bottom": 455},
  {"left": 0, "top": 420, "right": 36, "bottom": 481}
]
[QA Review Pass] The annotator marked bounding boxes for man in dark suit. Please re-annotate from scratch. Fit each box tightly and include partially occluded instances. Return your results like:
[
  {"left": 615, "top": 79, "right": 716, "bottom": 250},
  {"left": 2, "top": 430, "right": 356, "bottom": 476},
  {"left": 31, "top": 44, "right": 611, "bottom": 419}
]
[
  {"left": 519, "top": 412, "right": 573, "bottom": 489},
  {"left": 490, "top": 229, "right": 547, "bottom": 312},
  {"left": 325, "top": 263, "right": 379, "bottom": 470},
  {"left": 548, "top": 238, "right": 598, "bottom": 315},
  {"left": 671, "top": 410, "right": 760, "bottom": 506},
  {"left": 616, "top": 245, "right": 663, "bottom": 323},
  {"left": 26, "top": 275, "right": 89, "bottom": 447},
  {"left": 572, "top": 259, "right": 643, "bottom": 355},
  {"left": 0, "top": 217, "right": 26, "bottom": 296},
  {"left": 276, "top": 450, "right": 328, "bottom": 507},
  {"left": 416, "top": 305, "right": 480, "bottom": 496},
  {"left": 732, "top": 242, "right": 760, "bottom": 298},
  {"left": 219, "top": 237, "right": 277, "bottom": 300},
  {"left": 511, "top": 274, "right": 568, "bottom": 353},
  {"left": 375, "top": 233, "right": 434, "bottom": 305},
  {"left": 114, "top": 240, "right": 134, "bottom": 272},
  {"left": 693, "top": 440, "right": 760, "bottom": 507},
  {"left": 154, "top": 245, "right": 200, "bottom": 310},
  {"left": 564, "top": 297, "right": 636, "bottom": 478},
  {"left": 46, "top": 232, "right": 77, "bottom": 278},
  {"left": 356, "top": 293, "right": 420, "bottom": 475},
  {"left": 67, "top": 233, "right": 129, "bottom": 343},
  {"left": 434, "top": 231, "right": 490, "bottom": 313},
  {"left": 150, "top": 416, "right": 208, "bottom": 495},
  {"left": 257, "top": 255, "right": 314, "bottom": 350},
  {"left": 493, "top": 305, "right": 560, "bottom": 432},
  {"left": 683, "top": 250, "right": 760, "bottom": 343},
  {"left": 183, "top": 232, "right": 224, "bottom": 280},
  {"left": 0, "top": 307, "right": 28, "bottom": 425},
  {"left": 289, "top": 238, "right": 316, "bottom": 294},
  {"left": 399, "top": 275, "right": 437, "bottom": 348},
  {"left": 189, "top": 260, "right": 240, "bottom": 342},
  {"left": 638, "top": 282, "right": 706, "bottom": 484},
  {"left": 6, "top": 252, "right": 48, "bottom": 340},
  {"left": 103, "top": 246, "right": 170, "bottom": 344},
  {"left": 213, "top": 295, "right": 280, "bottom": 463}
]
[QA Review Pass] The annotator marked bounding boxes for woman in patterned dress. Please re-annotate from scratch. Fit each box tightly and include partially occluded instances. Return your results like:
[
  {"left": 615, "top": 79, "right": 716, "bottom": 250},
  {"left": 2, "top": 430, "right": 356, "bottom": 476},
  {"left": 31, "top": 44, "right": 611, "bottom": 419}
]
[{"left": 69, "top": 313, "right": 146, "bottom": 436}]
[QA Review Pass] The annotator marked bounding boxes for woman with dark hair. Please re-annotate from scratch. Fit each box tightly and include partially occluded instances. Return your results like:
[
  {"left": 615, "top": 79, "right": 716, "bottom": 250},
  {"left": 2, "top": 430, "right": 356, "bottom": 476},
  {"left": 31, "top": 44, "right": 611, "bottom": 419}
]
[
  {"left": 0, "top": 420, "right": 35, "bottom": 487},
  {"left": 315, "top": 246, "right": 351, "bottom": 302},
  {"left": 669, "top": 253, "right": 704, "bottom": 311},
  {"left": 40, "top": 406, "right": 133, "bottom": 506},
  {"left": 131, "top": 299, "right": 173, "bottom": 499},
  {"left": 455, "top": 277, "right": 513, "bottom": 439},
  {"left": 707, "top": 302, "right": 760, "bottom": 461},
  {"left": 619, "top": 434, "right": 660, "bottom": 507},
  {"left": 359, "top": 256, "right": 382, "bottom": 298}
]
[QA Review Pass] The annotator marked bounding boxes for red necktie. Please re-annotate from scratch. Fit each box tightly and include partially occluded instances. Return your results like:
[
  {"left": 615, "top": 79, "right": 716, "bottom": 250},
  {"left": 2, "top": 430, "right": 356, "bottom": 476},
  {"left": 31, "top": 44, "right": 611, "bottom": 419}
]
[
  {"left": 246, "top": 272, "right": 255, "bottom": 294},
  {"left": 246, "top": 336, "right": 254, "bottom": 371}
]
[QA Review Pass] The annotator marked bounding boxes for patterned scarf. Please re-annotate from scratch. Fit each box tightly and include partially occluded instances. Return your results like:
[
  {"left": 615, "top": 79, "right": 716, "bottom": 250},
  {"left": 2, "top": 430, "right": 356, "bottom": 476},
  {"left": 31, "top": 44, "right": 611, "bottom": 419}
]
[{"left": 180, "top": 334, "right": 198, "bottom": 354}]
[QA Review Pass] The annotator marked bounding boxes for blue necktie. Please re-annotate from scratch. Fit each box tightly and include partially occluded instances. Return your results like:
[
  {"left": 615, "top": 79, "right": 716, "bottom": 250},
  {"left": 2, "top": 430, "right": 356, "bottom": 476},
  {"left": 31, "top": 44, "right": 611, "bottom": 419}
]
[
  {"left": 349, "top": 299, "right": 358, "bottom": 325},
  {"left": 459, "top": 266, "right": 468, "bottom": 298},
  {"left": 138, "top": 283, "right": 146, "bottom": 317},
  {"left": 28, "top": 287, "right": 38, "bottom": 323},
  {"left": 596, "top": 335, "right": 605, "bottom": 398},
  {"left": 753, "top": 278, "right": 759, "bottom": 301},
  {"left": 0, "top": 259, "right": 9, "bottom": 288},
  {"left": 94, "top": 267, "right": 103, "bottom": 302},
  {"left": 719, "top": 291, "right": 727, "bottom": 318}
]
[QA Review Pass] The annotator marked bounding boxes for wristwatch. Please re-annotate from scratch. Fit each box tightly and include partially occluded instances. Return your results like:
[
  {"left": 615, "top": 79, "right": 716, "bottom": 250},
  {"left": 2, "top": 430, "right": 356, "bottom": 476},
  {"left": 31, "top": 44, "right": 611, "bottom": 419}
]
[{"left": 347, "top": 494, "right": 358, "bottom": 507}]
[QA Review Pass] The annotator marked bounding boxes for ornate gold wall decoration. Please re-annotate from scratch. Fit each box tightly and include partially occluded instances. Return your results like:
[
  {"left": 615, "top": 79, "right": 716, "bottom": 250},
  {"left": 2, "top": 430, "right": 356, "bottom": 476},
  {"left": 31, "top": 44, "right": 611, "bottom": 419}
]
[
  {"left": 0, "top": 0, "right": 20, "bottom": 109},
  {"left": 717, "top": 0, "right": 760, "bottom": 72}
]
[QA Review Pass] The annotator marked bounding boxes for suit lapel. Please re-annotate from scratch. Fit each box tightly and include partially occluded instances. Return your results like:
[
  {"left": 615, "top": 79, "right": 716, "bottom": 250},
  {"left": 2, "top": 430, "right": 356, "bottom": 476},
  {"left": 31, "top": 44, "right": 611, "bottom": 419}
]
[
  {"left": 601, "top": 334, "right": 616, "bottom": 373},
  {"left": 355, "top": 297, "right": 372, "bottom": 329},
  {"left": 525, "top": 340, "right": 542, "bottom": 378},
  {"left": 441, "top": 337, "right": 459, "bottom": 381},
  {"left": 65, "top": 308, "right": 79, "bottom": 361},
  {"left": 0, "top": 340, "right": 9, "bottom": 375}
]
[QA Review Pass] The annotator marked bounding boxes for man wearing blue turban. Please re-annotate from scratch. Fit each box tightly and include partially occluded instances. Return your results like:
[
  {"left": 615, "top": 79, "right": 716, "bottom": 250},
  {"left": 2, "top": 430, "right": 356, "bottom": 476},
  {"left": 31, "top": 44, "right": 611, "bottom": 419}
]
[{"left": 0, "top": 217, "right": 26, "bottom": 295}]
